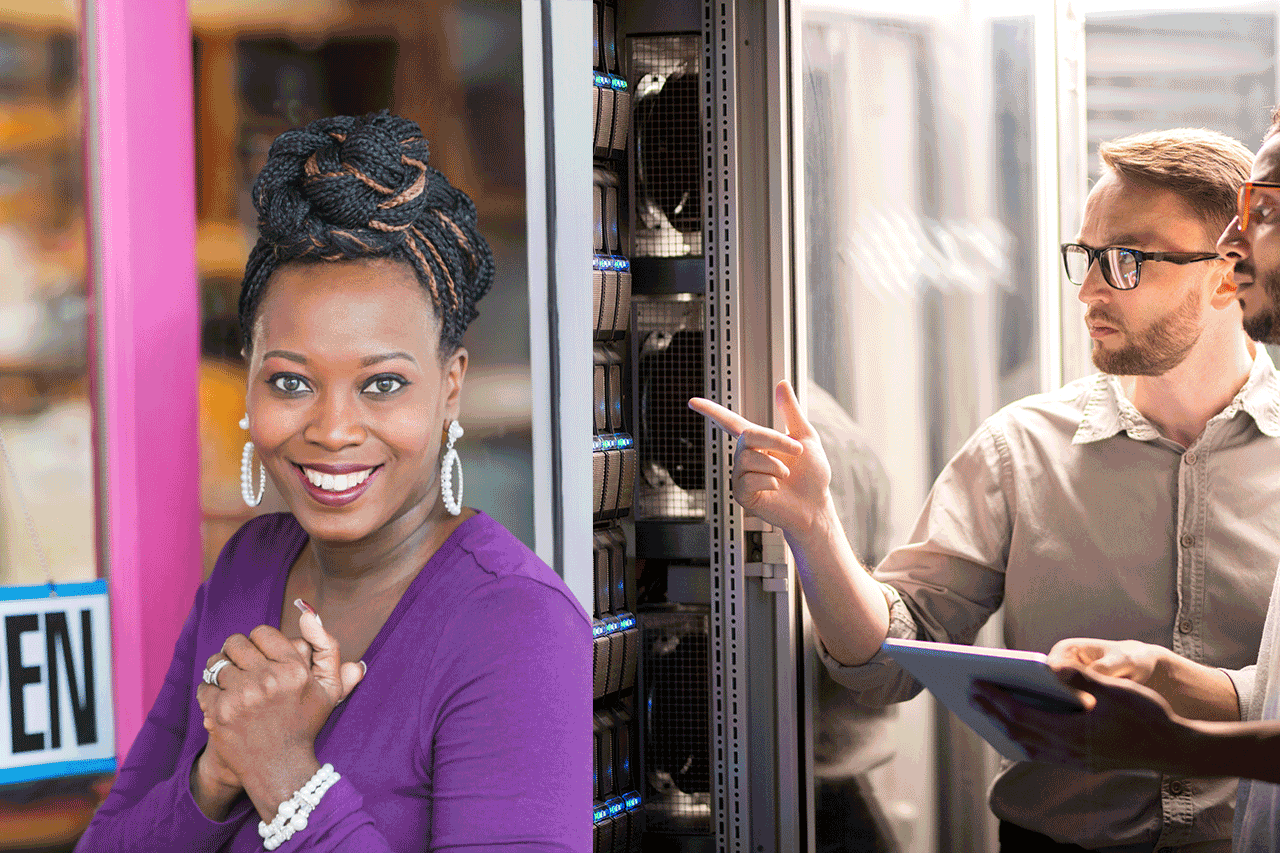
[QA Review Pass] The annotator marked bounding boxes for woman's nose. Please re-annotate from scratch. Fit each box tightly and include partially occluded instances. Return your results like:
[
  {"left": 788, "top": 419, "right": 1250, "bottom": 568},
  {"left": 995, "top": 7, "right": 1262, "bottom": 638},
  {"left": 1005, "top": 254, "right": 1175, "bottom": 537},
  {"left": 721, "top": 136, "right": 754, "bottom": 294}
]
[{"left": 304, "top": 394, "right": 364, "bottom": 449}]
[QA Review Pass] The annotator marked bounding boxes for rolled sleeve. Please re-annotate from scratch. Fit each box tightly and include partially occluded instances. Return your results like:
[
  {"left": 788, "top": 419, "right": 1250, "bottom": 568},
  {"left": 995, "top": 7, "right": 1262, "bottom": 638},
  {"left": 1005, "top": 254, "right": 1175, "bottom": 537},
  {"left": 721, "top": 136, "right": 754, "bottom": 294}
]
[
  {"left": 817, "top": 582, "right": 928, "bottom": 706},
  {"left": 1224, "top": 664, "right": 1257, "bottom": 721}
]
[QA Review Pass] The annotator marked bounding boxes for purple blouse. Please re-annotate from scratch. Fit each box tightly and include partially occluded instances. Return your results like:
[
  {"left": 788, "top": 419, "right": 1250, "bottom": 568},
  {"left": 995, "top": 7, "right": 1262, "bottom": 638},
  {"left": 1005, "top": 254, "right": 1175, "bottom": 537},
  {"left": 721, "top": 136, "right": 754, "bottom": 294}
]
[{"left": 77, "top": 511, "right": 590, "bottom": 852}]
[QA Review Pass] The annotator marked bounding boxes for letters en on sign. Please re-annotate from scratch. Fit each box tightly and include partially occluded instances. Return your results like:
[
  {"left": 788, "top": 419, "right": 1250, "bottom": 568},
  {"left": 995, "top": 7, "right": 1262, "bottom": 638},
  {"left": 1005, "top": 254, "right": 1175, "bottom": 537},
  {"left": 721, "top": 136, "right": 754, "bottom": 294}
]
[{"left": 0, "top": 580, "right": 115, "bottom": 785}]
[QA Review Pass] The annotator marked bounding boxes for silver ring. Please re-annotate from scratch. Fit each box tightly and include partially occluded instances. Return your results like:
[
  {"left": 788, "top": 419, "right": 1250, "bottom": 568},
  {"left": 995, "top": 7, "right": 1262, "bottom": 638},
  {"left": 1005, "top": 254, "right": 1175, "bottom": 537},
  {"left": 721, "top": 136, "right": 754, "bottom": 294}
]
[{"left": 202, "top": 658, "right": 232, "bottom": 688}]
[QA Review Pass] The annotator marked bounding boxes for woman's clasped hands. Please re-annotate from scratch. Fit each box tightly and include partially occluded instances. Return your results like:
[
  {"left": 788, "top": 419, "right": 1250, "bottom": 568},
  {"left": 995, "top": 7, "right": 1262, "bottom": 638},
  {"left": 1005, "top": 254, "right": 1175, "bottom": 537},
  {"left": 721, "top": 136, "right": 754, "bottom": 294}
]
[{"left": 191, "top": 602, "right": 366, "bottom": 821}]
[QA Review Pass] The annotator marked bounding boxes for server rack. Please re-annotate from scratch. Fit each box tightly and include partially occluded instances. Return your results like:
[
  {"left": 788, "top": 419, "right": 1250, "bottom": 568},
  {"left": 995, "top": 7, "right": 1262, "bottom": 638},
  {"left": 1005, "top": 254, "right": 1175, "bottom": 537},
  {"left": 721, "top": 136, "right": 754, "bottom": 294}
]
[
  {"left": 526, "top": 2, "right": 828, "bottom": 850},
  {"left": 592, "top": 2, "right": 642, "bottom": 851},
  {"left": 620, "top": 1, "right": 805, "bottom": 851}
]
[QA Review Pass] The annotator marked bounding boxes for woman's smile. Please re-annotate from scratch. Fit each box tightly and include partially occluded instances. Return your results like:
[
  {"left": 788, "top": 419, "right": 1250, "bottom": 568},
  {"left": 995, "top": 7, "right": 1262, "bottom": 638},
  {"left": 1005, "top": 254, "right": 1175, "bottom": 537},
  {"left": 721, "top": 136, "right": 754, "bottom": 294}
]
[{"left": 294, "top": 463, "right": 383, "bottom": 506}]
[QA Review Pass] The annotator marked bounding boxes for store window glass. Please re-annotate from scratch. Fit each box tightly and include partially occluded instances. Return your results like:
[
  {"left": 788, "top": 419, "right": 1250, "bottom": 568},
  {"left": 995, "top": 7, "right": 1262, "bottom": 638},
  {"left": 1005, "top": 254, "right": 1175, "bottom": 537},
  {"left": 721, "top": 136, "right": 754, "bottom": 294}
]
[
  {"left": 0, "top": 5, "right": 103, "bottom": 850},
  {"left": 189, "top": 1, "right": 533, "bottom": 575},
  {"left": 0, "top": 7, "right": 90, "bottom": 592}
]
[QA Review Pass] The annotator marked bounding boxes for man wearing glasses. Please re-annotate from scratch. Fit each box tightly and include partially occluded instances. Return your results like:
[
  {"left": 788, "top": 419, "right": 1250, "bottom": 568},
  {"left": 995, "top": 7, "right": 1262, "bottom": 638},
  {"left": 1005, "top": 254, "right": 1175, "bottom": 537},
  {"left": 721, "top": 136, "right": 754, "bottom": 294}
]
[
  {"left": 691, "top": 127, "right": 1280, "bottom": 853},
  {"left": 975, "top": 115, "right": 1280, "bottom": 853}
]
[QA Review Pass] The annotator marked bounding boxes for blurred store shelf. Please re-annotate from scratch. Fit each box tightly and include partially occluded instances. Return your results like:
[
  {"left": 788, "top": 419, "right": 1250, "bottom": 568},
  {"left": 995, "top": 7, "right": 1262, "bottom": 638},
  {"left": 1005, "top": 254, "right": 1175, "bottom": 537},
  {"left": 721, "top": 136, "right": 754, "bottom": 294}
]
[{"left": 0, "top": 0, "right": 355, "bottom": 36}]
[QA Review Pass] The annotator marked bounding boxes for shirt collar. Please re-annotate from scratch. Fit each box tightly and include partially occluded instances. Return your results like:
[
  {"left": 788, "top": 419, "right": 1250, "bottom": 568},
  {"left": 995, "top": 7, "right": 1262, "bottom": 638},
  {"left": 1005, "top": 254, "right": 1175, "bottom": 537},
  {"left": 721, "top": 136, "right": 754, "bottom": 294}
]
[
  {"left": 1072, "top": 347, "right": 1280, "bottom": 445},
  {"left": 1239, "top": 347, "right": 1280, "bottom": 437}
]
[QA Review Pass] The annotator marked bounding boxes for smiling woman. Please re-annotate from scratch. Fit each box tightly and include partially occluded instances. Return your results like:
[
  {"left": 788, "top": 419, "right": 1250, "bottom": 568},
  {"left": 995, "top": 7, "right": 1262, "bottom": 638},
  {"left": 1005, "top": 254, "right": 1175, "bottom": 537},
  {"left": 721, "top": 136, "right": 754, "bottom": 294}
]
[{"left": 73, "top": 112, "right": 590, "bottom": 852}]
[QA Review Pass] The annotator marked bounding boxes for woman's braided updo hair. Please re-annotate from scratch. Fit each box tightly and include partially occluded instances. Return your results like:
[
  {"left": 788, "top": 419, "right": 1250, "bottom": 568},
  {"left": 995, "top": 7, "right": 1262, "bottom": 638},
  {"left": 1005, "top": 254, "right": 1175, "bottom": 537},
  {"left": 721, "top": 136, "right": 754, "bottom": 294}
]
[{"left": 238, "top": 111, "right": 494, "bottom": 356}]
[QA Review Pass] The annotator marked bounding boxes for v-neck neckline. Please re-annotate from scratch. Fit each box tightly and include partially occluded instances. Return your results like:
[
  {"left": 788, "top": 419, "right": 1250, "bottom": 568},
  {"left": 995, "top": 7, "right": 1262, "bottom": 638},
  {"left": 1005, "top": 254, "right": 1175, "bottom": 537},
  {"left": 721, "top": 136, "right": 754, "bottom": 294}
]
[{"left": 263, "top": 511, "right": 489, "bottom": 669}]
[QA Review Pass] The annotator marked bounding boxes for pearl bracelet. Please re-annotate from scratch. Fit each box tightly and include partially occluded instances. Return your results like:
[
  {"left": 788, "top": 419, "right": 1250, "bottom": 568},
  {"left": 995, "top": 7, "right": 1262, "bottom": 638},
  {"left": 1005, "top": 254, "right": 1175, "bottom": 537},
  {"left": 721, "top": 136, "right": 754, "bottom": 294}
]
[{"left": 258, "top": 763, "right": 340, "bottom": 850}]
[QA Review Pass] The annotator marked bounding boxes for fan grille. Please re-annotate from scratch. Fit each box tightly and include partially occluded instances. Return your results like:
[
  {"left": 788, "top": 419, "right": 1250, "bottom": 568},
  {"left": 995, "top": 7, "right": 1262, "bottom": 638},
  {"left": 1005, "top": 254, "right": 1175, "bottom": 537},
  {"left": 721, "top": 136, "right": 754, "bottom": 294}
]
[
  {"left": 629, "top": 34, "right": 703, "bottom": 258},
  {"left": 634, "top": 295, "right": 706, "bottom": 519},
  {"left": 640, "top": 606, "right": 711, "bottom": 833}
]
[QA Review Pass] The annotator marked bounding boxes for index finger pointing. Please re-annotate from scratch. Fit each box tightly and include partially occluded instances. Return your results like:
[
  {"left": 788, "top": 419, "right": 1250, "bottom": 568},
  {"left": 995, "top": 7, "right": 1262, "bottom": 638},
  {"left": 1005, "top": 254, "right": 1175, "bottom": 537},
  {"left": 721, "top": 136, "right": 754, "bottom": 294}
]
[
  {"left": 689, "top": 398, "right": 805, "bottom": 454},
  {"left": 688, "top": 397, "right": 750, "bottom": 437}
]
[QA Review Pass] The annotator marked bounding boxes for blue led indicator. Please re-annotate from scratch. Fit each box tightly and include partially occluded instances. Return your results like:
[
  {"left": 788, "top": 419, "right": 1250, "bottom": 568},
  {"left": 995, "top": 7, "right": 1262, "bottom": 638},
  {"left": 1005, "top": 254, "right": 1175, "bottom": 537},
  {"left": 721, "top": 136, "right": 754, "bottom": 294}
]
[
  {"left": 625, "top": 793, "right": 641, "bottom": 810},
  {"left": 611, "top": 76, "right": 628, "bottom": 91},
  {"left": 607, "top": 797, "right": 625, "bottom": 816},
  {"left": 595, "top": 73, "right": 610, "bottom": 87},
  {"left": 595, "top": 807, "right": 608, "bottom": 822}
]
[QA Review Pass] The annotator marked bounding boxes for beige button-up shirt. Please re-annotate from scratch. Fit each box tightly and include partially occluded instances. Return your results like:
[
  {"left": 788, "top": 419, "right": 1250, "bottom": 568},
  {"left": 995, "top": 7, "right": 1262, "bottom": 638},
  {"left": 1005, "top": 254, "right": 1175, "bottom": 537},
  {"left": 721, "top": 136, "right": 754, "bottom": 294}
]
[{"left": 820, "top": 350, "right": 1280, "bottom": 850}]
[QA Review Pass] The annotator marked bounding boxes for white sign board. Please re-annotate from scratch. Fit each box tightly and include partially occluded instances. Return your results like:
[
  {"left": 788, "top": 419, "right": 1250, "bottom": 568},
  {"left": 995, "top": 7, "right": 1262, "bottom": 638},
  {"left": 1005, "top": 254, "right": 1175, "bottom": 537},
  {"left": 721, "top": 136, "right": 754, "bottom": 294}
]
[{"left": 0, "top": 580, "right": 115, "bottom": 785}]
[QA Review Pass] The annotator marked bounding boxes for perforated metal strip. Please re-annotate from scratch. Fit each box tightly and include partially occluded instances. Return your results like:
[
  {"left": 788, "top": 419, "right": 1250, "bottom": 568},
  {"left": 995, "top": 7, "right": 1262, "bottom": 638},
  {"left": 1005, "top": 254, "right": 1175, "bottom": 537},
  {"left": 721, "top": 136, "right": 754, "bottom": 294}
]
[{"left": 704, "top": 2, "right": 748, "bottom": 851}]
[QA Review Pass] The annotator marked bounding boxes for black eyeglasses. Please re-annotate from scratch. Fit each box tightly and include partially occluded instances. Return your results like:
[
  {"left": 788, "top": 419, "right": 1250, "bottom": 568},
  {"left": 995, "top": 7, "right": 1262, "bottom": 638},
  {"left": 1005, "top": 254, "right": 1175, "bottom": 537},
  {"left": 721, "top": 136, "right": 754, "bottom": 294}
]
[{"left": 1060, "top": 243, "right": 1221, "bottom": 291}]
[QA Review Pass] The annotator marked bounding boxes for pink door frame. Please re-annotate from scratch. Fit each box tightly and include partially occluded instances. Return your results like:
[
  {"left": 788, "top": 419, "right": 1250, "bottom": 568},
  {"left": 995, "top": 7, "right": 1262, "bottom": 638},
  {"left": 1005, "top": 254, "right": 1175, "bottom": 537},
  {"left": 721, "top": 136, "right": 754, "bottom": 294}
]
[{"left": 82, "top": 0, "right": 204, "bottom": 762}]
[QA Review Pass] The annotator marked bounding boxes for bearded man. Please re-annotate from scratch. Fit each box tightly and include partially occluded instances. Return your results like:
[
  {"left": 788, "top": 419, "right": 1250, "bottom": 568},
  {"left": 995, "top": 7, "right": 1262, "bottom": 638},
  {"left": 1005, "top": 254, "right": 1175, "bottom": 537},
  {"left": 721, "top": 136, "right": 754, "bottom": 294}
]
[
  {"left": 970, "top": 115, "right": 1280, "bottom": 853},
  {"left": 692, "top": 128, "right": 1280, "bottom": 852}
]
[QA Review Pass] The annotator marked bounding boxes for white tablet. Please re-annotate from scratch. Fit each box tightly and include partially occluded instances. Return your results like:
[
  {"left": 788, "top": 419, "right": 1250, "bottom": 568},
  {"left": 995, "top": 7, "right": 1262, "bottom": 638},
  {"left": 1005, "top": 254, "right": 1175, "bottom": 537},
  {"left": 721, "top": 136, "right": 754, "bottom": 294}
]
[{"left": 880, "top": 637, "right": 1085, "bottom": 762}]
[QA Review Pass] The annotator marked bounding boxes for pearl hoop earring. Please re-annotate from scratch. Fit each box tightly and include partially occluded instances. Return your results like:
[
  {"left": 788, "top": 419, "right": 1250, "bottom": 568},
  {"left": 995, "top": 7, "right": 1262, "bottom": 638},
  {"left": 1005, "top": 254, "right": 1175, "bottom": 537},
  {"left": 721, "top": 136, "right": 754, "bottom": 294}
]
[
  {"left": 239, "top": 415, "right": 265, "bottom": 508},
  {"left": 440, "top": 420, "right": 464, "bottom": 516}
]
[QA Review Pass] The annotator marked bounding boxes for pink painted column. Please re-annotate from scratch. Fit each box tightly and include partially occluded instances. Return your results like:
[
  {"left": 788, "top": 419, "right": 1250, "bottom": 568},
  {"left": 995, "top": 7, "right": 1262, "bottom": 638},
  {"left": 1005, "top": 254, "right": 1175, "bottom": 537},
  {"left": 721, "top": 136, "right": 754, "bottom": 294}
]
[{"left": 82, "top": 0, "right": 203, "bottom": 761}]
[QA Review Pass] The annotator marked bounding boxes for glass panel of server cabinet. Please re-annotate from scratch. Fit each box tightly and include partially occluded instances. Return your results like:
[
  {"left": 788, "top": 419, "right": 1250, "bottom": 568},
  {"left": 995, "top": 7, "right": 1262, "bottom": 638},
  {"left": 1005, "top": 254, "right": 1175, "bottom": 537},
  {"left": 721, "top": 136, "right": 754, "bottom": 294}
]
[{"left": 797, "top": 4, "right": 1051, "bottom": 851}]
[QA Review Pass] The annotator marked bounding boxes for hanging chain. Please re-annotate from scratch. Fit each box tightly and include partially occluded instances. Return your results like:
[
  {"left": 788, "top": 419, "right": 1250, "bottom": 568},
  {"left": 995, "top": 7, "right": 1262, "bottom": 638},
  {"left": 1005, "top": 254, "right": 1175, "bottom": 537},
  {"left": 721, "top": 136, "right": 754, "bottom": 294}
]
[{"left": 0, "top": 424, "right": 56, "bottom": 595}]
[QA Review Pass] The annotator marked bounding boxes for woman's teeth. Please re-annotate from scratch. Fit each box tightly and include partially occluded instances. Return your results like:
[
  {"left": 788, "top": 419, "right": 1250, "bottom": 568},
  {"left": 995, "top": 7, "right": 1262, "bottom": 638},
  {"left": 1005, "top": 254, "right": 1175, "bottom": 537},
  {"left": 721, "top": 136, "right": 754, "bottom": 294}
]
[{"left": 302, "top": 467, "right": 373, "bottom": 492}]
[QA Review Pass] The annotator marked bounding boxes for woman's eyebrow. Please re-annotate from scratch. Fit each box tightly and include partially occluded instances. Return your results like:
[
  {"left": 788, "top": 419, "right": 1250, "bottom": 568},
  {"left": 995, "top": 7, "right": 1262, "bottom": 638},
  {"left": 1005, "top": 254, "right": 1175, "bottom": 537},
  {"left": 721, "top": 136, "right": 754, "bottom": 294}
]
[
  {"left": 360, "top": 351, "right": 418, "bottom": 367},
  {"left": 261, "top": 349, "right": 307, "bottom": 364}
]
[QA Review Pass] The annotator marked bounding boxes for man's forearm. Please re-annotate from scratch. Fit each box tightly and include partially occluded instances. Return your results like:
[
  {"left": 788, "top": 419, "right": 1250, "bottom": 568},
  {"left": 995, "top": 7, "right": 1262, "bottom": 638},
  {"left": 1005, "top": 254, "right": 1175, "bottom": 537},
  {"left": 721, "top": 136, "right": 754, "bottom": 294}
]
[
  {"left": 1152, "top": 651, "right": 1241, "bottom": 722},
  {"left": 786, "top": 496, "right": 891, "bottom": 666}
]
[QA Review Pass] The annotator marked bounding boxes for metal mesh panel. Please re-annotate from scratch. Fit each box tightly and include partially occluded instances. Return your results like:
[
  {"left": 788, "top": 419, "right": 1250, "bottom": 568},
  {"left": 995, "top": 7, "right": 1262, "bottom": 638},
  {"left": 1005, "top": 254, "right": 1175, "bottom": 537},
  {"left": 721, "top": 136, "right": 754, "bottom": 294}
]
[
  {"left": 629, "top": 34, "right": 702, "bottom": 258},
  {"left": 633, "top": 294, "right": 705, "bottom": 519},
  {"left": 640, "top": 606, "right": 710, "bottom": 834}
]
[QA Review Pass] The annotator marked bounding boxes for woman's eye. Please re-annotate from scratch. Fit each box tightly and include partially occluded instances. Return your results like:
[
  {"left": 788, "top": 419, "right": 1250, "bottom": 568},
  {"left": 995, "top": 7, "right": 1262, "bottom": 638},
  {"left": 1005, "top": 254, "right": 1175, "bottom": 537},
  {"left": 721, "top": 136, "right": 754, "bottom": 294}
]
[
  {"left": 365, "top": 375, "right": 407, "bottom": 395},
  {"left": 270, "top": 374, "right": 309, "bottom": 394}
]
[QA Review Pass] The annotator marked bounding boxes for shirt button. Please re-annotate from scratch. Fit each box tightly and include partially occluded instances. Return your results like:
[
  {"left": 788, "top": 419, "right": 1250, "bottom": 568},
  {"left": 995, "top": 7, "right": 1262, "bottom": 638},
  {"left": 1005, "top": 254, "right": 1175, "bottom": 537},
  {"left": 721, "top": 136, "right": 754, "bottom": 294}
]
[
  {"left": 1180, "top": 533, "right": 1195, "bottom": 548},
  {"left": 1168, "top": 780, "right": 1185, "bottom": 795},
  {"left": 1178, "top": 619, "right": 1194, "bottom": 634},
  {"left": 1184, "top": 451, "right": 1198, "bottom": 465}
]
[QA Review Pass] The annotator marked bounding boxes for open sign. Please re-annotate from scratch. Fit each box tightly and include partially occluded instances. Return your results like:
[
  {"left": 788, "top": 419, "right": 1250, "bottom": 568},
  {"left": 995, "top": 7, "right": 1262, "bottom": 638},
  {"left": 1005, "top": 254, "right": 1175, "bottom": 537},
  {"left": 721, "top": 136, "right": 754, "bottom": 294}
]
[{"left": 0, "top": 581, "right": 115, "bottom": 785}]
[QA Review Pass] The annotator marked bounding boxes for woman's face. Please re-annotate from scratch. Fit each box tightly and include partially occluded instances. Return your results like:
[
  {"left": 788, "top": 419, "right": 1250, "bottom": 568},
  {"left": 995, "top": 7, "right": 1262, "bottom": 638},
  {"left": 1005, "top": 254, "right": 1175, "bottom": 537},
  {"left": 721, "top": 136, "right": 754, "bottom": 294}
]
[{"left": 244, "top": 258, "right": 466, "bottom": 544}]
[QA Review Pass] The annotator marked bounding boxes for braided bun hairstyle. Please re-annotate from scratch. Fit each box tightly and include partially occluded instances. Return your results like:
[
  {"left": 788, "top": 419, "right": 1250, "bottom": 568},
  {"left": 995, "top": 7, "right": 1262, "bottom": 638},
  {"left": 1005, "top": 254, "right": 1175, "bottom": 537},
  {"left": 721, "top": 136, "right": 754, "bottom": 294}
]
[{"left": 238, "top": 111, "right": 494, "bottom": 355}]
